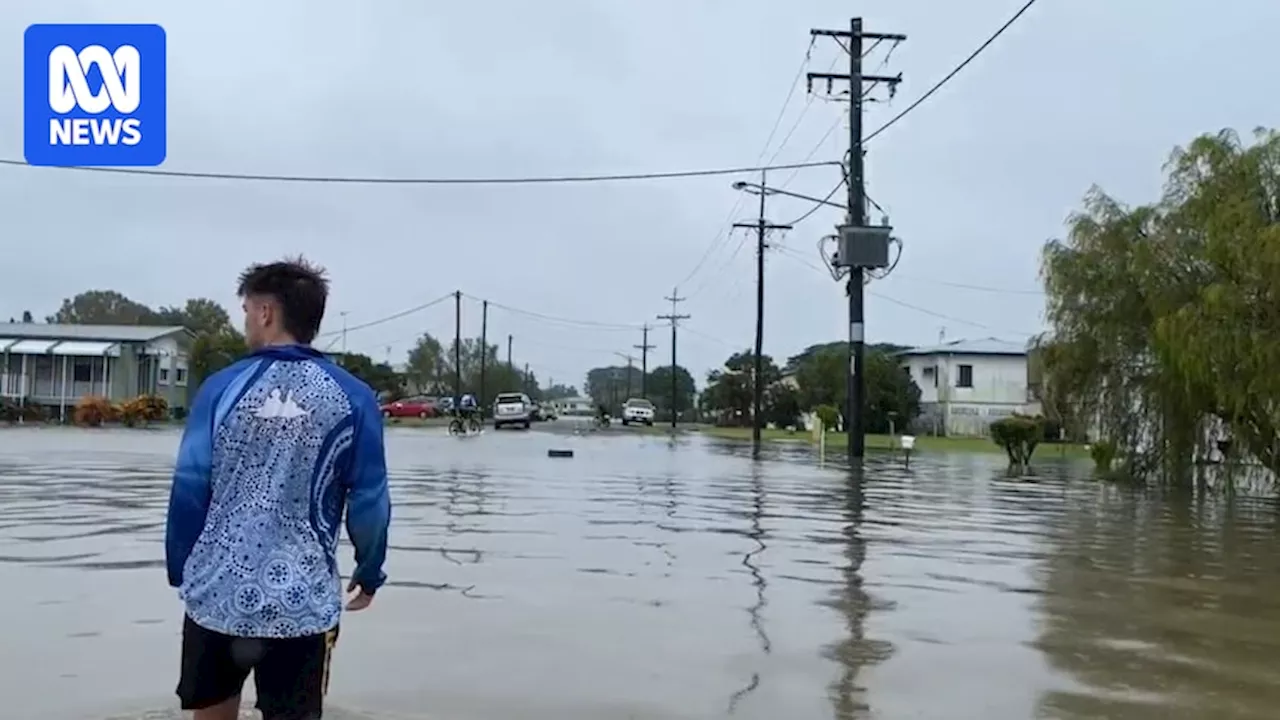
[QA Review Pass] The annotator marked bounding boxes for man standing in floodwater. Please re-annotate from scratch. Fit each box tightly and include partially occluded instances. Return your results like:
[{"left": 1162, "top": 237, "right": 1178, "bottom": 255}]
[{"left": 165, "top": 258, "right": 391, "bottom": 720}]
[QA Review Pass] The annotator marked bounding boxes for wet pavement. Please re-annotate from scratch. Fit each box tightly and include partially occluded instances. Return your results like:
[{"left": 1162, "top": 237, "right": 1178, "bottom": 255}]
[{"left": 3, "top": 424, "right": 1280, "bottom": 719}]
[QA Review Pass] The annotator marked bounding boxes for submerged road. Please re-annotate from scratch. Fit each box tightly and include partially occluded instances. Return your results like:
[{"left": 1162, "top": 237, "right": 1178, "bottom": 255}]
[{"left": 2, "top": 425, "right": 1280, "bottom": 719}]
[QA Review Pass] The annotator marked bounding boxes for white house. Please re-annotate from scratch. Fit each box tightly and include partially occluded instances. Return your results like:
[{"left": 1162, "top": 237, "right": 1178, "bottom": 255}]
[{"left": 897, "top": 337, "right": 1040, "bottom": 437}]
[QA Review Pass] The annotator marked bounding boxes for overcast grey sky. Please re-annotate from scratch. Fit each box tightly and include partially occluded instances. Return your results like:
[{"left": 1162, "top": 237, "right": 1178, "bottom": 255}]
[{"left": 1, "top": 0, "right": 1275, "bottom": 390}]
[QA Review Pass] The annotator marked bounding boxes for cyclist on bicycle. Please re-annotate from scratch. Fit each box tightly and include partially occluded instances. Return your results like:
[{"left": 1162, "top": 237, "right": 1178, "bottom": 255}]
[
  {"left": 596, "top": 403, "right": 611, "bottom": 425},
  {"left": 458, "top": 393, "right": 479, "bottom": 420}
]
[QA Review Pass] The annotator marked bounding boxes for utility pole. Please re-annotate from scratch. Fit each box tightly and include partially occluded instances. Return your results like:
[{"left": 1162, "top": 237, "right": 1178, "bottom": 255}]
[
  {"left": 479, "top": 300, "right": 488, "bottom": 414},
  {"left": 453, "top": 290, "right": 462, "bottom": 410},
  {"left": 615, "top": 352, "right": 635, "bottom": 400},
  {"left": 634, "top": 324, "right": 654, "bottom": 398},
  {"left": 506, "top": 334, "right": 513, "bottom": 367},
  {"left": 339, "top": 311, "right": 349, "bottom": 355},
  {"left": 523, "top": 363, "right": 530, "bottom": 393},
  {"left": 809, "top": 18, "right": 904, "bottom": 463},
  {"left": 733, "top": 169, "right": 791, "bottom": 458},
  {"left": 657, "top": 288, "right": 690, "bottom": 430}
]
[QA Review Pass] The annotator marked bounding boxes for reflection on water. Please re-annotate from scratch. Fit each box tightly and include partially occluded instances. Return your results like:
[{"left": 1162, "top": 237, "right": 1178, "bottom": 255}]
[{"left": 1, "top": 427, "right": 1279, "bottom": 718}]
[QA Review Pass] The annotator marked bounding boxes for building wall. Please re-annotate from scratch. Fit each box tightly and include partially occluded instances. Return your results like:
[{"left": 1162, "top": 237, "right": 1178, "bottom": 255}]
[
  {"left": 0, "top": 333, "right": 191, "bottom": 414},
  {"left": 902, "top": 353, "right": 1038, "bottom": 437},
  {"left": 146, "top": 335, "right": 191, "bottom": 410}
]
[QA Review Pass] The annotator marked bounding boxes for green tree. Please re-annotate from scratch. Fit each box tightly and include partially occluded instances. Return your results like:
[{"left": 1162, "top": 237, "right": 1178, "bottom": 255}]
[
  {"left": 339, "top": 353, "right": 403, "bottom": 399},
  {"left": 765, "top": 382, "right": 802, "bottom": 428},
  {"left": 702, "top": 350, "right": 782, "bottom": 425},
  {"left": 542, "top": 383, "right": 579, "bottom": 400},
  {"left": 791, "top": 343, "right": 919, "bottom": 433},
  {"left": 47, "top": 290, "right": 159, "bottom": 324},
  {"left": 20, "top": 310, "right": 32, "bottom": 323},
  {"left": 155, "top": 298, "right": 234, "bottom": 335},
  {"left": 1040, "top": 128, "right": 1280, "bottom": 479},
  {"left": 405, "top": 333, "right": 446, "bottom": 394},
  {"left": 585, "top": 365, "right": 645, "bottom": 408},
  {"left": 646, "top": 364, "right": 697, "bottom": 420},
  {"left": 189, "top": 330, "right": 247, "bottom": 387}
]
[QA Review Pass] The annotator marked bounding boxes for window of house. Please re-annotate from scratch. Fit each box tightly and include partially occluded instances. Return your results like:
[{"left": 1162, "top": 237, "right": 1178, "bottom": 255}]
[
  {"left": 159, "top": 368, "right": 170, "bottom": 384},
  {"left": 957, "top": 364, "right": 974, "bottom": 388},
  {"left": 176, "top": 368, "right": 188, "bottom": 385},
  {"left": 922, "top": 366, "right": 937, "bottom": 387},
  {"left": 73, "top": 359, "right": 93, "bottom": 383}
]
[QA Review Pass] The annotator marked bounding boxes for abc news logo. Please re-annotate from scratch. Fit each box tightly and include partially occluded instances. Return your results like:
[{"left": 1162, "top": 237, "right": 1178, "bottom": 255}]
[
  {"left": 48, "top": 44, "right": 143, "bottom": 146},
  {"left": 24, "top": 24, "right": 166, "bottom": 167}
]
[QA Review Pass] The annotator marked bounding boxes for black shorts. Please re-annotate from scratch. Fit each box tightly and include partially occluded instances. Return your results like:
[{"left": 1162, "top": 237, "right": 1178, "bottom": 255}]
[{"left": 177, "top": 615, "right": 339, "bottom": 719}]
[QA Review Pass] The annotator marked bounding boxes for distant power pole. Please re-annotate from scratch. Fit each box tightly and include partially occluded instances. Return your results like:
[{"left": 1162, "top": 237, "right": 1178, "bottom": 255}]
[
  {"left": 634, "top": 324, "right": 655, "bottom": 398},
  {"left": 809, "top": 18, "right": 905, "bottom": 463},
  {"left": 479, "top": 300, "right": 489, "bottom": 413},
  {"left": 340, "top": 311, "right": 349, "bottom": 354},
  {"left": 733, "top": 169, "right": 791, "bottom": 458},
  {"left": 657, "top": 288, "right": 690, "bottom": 430},
  {"left": 506, "top": 334, "right": 513, "bottom": 367},
  {"left": 453, "top": 290, "right": 462, "bottom": 408},
  {"left": 615, "top": 352, "right": 636, "bottom": 400},
  {"left": 523, "top": 363, "right": 530, "bottom": 393}
]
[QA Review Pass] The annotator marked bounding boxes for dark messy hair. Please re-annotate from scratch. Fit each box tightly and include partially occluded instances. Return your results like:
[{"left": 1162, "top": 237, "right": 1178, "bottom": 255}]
[{"left": 236, "top": 257, "right": 329, "bottom": 344}]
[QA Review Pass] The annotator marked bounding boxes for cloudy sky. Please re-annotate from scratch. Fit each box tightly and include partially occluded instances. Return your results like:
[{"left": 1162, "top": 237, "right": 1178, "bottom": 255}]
[{"left": 1, "top": 0, "right": 1275, "bottom": 391}]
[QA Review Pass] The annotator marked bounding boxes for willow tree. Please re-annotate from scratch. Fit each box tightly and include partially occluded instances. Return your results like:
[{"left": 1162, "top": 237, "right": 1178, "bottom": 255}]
[{"left": 1039, "top": 128, "right": 1280, "bottom": 481}]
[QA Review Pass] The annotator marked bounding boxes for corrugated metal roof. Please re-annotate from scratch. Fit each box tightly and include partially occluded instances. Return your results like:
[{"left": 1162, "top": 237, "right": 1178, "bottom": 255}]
[
  {"left": 50, "top": 340, "right": 119, "bottom": 356},
  {"left": 9, "top": 339, "right": 58, "bottom": 354},
  {"left": 0, "top": 323, "right": 187, "bottom": 342},
  {"left": 898, "top": 337, "right": 1029, "bottom": 357}
]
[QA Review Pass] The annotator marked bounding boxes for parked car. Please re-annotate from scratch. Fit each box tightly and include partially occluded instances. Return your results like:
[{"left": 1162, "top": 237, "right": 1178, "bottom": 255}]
[
  {"left": 493, "top": 392, "right": 532, "bottom": 430},
  {"left": 621, "top": 397, "right": 655, "bottom": 426},
  {"left": 381, "top": 396, "right": 439, "bottom": 419}
]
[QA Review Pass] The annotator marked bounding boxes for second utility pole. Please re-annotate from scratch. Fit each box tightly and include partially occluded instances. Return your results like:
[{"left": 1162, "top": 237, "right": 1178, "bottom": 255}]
[
  {"left": 479, "top": 299, "right": 488, "bottom": 414},
  {"left": 733, "top": 169, "right": 791, "bottom": 458},
  {"left": 810, "top": 18, "right": 905, "bottom": 464},
  {"left": 634, "top": 325, "right": 654, "bottom": 398},
  {"left": 657, "top": 289, "right": 690, "bottom": 430},
  {"left": 453, "top": 290, "right": 462, "bottom": 409}
]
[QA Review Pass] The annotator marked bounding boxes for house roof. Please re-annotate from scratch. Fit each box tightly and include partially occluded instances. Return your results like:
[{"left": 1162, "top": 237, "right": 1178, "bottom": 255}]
[
  {"left": 898, "top": 337, "right": 1028, "bottom": 358},
  {"left": 0, "top": 322, "right": 190, "bottom": 343}
]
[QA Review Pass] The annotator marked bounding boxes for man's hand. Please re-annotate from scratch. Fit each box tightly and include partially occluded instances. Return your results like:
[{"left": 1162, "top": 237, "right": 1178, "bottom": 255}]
[{"left": 346, "top": 579, "right": 374, "bottom": 611}]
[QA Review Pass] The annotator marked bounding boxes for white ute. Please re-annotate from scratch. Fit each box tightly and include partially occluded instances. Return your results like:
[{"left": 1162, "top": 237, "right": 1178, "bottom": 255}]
[{"left": 621, "top": 398, "right": 655, "bottom": 427}]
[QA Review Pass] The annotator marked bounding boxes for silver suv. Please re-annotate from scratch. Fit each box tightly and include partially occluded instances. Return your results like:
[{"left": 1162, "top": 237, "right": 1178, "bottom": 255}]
[{"left": 493, "top": 392, "right": 532, "bottom": 430}]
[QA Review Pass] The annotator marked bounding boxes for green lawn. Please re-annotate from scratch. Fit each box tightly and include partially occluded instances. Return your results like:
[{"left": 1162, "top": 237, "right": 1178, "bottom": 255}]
[{"left": 696, "top": 425, "right": 1089, "bottom": 458}]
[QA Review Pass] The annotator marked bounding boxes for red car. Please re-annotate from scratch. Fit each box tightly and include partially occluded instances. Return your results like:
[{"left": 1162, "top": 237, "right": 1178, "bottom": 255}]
[{"left": 380, "top": 396, "right": 439, "bottom": 419}]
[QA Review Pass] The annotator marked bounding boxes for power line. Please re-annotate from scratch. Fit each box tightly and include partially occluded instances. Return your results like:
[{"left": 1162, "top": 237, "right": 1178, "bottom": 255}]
[
  {"left": 0, "top": 156, "right": 838, "bottom": 185},
  {"left": 774, "top": 0, "right": 1041, "bottom": 226},
  {"left": 672, "top": 43, "right": 821, "bottom": 293},
  {"left": 315, "top": 291, "right": 453, "bottom": 338},
  {"left": 460, "top": 293, "right": 645, "bottom": 331},
  {"left": 772, "top": 247, "right": 1035, "bottom": 335},
  {"left": 863, "top": 0, "right": 1040, "bottom": 144}
]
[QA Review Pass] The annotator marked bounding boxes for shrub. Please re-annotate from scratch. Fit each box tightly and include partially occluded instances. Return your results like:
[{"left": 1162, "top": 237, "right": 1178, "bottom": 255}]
[
  {"left": 1089, "top": 440, "right": 1118, "bottom": 474},
  {"left": 814, "top": 404, "right": 840, "bottom": 431},
  {"left": 74, "top": 396, "right": 119, "bottom": 427},
  {"left": 22, "top": 404, "right": 46, "bottom": 423},
  {"left": 120, "top": 394, "right": 169, "bottom": 427},
  {"left": 0, "top": 399, "right": 17, "bottom": 423},
  {"left": 990, "top": 414, "right": 1046, "bottom": 474}
]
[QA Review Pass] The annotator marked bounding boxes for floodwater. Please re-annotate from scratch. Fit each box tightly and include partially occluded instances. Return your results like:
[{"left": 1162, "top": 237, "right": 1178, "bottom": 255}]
[{"left": 2, "top": 425, "right": 1280, "bottom": 719}]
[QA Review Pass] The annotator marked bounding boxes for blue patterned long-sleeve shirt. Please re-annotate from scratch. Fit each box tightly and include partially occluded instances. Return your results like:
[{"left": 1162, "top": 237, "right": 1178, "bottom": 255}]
[{"left": 164, "top": 344, "right": 391, "bottom": 638}]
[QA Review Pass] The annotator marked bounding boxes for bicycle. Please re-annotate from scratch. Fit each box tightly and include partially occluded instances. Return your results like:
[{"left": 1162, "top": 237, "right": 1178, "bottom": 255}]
[
  {"left": 593, "top": 414, "right": 611, "bottom": 430},
  {"left": 448, "top": 411, "right": 484, "bottom": 436}
]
